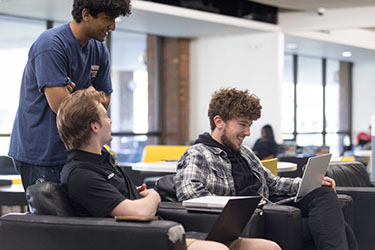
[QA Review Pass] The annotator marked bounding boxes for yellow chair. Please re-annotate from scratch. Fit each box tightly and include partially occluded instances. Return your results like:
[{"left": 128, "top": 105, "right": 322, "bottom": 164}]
[
  {"left": 340, "top": 156, "right": 355, "bottom": 161},
  {"left": 142, "top": 145, "right": 190, "bottom": 162},
  {"left": 261, "top": 158, "right": 278, "bottom": 176}
]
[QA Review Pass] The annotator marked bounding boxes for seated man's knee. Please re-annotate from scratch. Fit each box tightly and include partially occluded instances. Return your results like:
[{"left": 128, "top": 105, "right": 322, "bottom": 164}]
[
  {"left": 310, "top": 186, "right": 337, "bottom": 199},
  {"left": 188, "top": 240, "right": 229, "bottom": 250},
  {"left": 231, "top": 238, "right": 281, "bottom": 250}
]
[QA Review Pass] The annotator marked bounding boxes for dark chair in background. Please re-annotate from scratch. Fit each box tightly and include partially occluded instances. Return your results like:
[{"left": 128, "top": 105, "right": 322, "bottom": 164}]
[
  {"left": 0, "top": 156, "right": 17, "bottom": 175},
  {"left": 0, "top": 182, "right": 187, "bottom": 250},
  {"left": 0, "top": 155, "right": 26, "bottom": 215},
  {"left": 326, "top": 161, "right": 375, "bottom": 250}
]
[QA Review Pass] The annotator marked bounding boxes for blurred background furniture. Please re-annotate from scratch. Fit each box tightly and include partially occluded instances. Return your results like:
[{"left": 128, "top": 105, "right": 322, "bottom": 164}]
[
  {"left": 277, "top": 155, "right": 308, "bottom": 178},
  {"left": 261, "top": 158, "right": 278, "bottom": 176},
  {"left": 0, "top": 156, "right": 18, "bottom": 175},
  {"left": 0, "top": 156, "right": 26, "bottom": 215},
  {"left": 326, "top": 161, "right": 375, "bottom": 250},
  {"left": 142, "top": 145, "right": 190, "bottom": 162},
  {"left": 121, "top": 145, "right": 190, "bottom": 186},
  {"left": 0, "top": 182, "right": 187, "bottom": 250}
]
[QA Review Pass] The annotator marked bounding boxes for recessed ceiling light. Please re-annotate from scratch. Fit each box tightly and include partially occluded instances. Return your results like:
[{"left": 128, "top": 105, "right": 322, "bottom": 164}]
[
  {"left": 342, "top": 51, "right": 352, "bottom": 57},
  {"left": 286, "top": 43, "right": 298, "bottom": 50}
]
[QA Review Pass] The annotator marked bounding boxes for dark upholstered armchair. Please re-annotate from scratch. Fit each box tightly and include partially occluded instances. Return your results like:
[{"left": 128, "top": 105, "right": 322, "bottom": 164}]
[
  {"left": 326, "top": 161, "right": 375, "bottom": 250},
  {"left": 156, "top": 174, "right": 354, "bottom": 250},
  {"left": 0, "top": 182, "right": 187, "bottom": 250}
]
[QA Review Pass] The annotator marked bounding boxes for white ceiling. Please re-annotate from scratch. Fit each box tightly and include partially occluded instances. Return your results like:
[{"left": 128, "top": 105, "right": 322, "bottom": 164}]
[
  {"left": 250, "top": 0, "right": 375, "bottom": 62},
  {"left": 0, "top": 0, "right": 374, "bottom": 62},
  {"left": 251, "top": 0, "right": 375, "bottom": 11},
  {"left": 0, "top": 0, "right": 279, "bottom": 37}
]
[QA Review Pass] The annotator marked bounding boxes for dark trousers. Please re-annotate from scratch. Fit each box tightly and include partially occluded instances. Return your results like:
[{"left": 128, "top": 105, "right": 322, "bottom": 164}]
[
  {"left": 13, "top": 160, "right": 64, "bottom": 191},
  {"left": 294, "top": 187, "right": 358, "bottom": 250}
]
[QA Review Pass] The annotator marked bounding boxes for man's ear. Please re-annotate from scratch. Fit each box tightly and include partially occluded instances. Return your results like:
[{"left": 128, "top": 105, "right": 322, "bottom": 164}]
[
  {"left": 81, "top": 8, "right": 91, "bottom": 22},
  {"left": 213, "top": 115, "right": 225, "bottom": 130},
  {"left": 90, "top": 121, "right": 99, "bottom": 134}
]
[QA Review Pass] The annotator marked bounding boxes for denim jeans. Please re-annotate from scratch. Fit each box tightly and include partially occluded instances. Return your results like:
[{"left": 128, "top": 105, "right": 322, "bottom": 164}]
[{"left": 13, "top": 160, "right": 64, "bottom": 191}]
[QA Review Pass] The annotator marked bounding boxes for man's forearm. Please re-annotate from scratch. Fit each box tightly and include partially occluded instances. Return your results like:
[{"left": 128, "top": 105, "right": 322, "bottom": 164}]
[{"left": 109, "top": 193, "right": 160, "bottom": 218}]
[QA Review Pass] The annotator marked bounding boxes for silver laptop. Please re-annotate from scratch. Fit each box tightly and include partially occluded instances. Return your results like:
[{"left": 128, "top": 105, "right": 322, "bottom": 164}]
[
  {"left": 274, "top": 153, "right": 332, "bottom": 204},
  {"left": 182, "top": 196, "right": 253, "bottom": 213},
  {"left": 184, "top": 196, "right": 261, "bottom": 244}
]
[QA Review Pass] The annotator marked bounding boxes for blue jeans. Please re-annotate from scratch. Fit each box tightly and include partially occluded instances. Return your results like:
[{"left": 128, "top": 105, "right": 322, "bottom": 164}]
[{"left": 13, "top": 160, "right": 64, "bottom": 191}]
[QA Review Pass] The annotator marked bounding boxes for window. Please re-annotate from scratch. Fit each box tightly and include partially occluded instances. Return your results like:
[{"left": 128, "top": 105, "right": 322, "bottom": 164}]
[
  {"left": 281, "top": 54, "right": 352, "bottom": 156},
  {"left": 0, "top": 15, "right": 46, "bottom": 154},
  {"left": 109, "top": 31, "right": 161, "bottom": 162}
]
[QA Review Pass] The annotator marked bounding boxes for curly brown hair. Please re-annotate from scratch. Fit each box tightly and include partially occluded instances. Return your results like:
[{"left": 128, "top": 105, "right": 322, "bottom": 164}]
[
  {"left": 72, "top": 0, "right": 132, "bottom": 23},
  {"left": 57, "top": 90, "right": 108, "bottom": 151},
  {"left": 208, "top": 88, "right": 262, "bottom": 131}
]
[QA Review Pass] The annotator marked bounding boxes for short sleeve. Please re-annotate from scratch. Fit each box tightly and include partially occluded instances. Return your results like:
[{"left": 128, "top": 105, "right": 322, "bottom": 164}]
[
  {"left": 67, "top": 168, "right": 125, "bottom": 217},
  {"left": 34, "top": 50, "right": 70, "bottom": 92}
]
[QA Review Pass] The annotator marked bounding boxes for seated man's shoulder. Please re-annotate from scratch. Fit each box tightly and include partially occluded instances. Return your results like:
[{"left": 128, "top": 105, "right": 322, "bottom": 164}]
[{"left": 190, "top": 143, "right": 222, "bottom": 153}]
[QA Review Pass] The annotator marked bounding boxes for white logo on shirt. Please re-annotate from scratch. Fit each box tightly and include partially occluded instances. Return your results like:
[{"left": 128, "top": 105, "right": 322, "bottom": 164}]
[{"left": 108, "top": 173, "right": 115, "bottom": 179}]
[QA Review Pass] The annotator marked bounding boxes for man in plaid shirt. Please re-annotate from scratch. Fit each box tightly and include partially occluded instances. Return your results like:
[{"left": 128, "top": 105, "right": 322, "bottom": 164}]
[{"left": 175, "top": 88, "right": 357, "bottom": 250}]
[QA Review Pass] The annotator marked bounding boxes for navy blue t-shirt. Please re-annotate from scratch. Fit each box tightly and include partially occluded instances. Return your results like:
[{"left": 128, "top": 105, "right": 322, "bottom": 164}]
[{"left": 9, "top": 22, "right": 112, "bottom": 166}]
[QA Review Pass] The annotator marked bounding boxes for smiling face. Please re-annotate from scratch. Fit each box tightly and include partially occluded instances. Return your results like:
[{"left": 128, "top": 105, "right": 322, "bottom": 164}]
[
  {"left": 86, "top": 12, "right": 117, "bottom": 42},
  {"left": 216, "top": 117, "right": 252, "bottom": 151}
]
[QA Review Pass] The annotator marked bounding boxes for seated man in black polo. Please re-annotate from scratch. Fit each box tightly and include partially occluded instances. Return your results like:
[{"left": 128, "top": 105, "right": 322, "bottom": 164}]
[{"left": 56, "top": 89, "right": 281, "bottom": 250}]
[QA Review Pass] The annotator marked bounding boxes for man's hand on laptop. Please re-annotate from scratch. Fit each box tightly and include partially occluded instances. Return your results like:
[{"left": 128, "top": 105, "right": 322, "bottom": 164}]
[{"left": 322, "top": 176, "right": 336, "bottom": 191}]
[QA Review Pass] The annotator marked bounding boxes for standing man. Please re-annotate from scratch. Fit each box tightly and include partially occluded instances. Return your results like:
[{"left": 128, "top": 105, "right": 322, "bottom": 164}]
[
  {"left": 8, "top": 0, "right": 131, "bottom": 190},
  {"left": 175, "top": 87, "right": 357, "bottom": 250}
]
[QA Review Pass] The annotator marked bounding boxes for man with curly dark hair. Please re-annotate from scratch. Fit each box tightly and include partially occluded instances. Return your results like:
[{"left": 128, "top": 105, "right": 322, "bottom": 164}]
[
  {"left": 175, "top": 87, "right": 357, "bottom": 250},
  {"left": 9, "top": 0, "right": 131, "bottom": 191}
]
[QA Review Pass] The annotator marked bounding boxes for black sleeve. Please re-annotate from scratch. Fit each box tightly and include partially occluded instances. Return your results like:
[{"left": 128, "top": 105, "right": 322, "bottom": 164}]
[{"left": 67, "top": 168, "right": 126, "bottom": 217}]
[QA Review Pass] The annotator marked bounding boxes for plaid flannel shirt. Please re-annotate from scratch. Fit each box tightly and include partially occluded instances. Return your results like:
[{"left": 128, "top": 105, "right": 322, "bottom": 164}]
[{"left": 175, "top": 143, "right": 301, "bottom": 201}]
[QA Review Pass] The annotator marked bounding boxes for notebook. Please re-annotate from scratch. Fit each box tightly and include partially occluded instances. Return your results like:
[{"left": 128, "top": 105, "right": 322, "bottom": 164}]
[
  {"left": 274, "top": 153, "right": 332, "bottom": 205},
  {"left": 183, "top": 196, "right": 261, "bottom": 244}
]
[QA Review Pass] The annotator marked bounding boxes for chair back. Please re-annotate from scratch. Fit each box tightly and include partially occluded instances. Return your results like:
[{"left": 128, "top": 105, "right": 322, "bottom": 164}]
[
  {"left": 26, "top": 181, "right": 76, "bottom": 216},
  {"left": 142, "top": 145, "right": 190, "bottom": 162},
  {"left": 0, "top": 155, "right": 18, "bottom": 175},
  {"left": 326, "top": 161, "right": 373, "bottom": 187},
  {"left": 261, "top": 158, "right": 278, "bottom": 176},
  {"left": 156, "top": 174, "right": 178, "bottom": 202}
]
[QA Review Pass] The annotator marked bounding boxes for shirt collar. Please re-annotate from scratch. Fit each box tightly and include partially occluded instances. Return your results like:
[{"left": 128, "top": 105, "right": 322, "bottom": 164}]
[{"left": 67, "top": 148, "right": 109, "bottom": 164}]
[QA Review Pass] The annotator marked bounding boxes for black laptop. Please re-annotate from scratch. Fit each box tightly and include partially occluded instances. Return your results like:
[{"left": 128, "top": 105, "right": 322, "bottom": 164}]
[{"left": 184, "top": 196, "right": 261, "bottom": 244}]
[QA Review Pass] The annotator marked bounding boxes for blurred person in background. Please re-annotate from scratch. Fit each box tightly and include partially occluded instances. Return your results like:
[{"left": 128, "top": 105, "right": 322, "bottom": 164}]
[{"left": 253, "top": 124, "right": 277, "bottom": 160}]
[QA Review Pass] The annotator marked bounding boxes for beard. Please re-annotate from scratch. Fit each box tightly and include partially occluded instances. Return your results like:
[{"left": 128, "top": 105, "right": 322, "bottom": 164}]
[{"left": 221, "top": 128, "right": 240, "bottom": 151}]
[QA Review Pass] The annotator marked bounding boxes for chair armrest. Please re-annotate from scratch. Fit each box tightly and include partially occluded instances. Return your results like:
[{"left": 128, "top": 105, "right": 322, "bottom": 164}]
[
  {"left": 336, "top": 187, "right": 375, "bottom": 250},
  {"left": 0, "top": 213, "right": 186, "bottom": 250},
  {"left": 337, "top": 194, "right": 354, "bottom": 229},
  {"left": 262, "top": 204, "right": 304, "bottom": 250}
]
